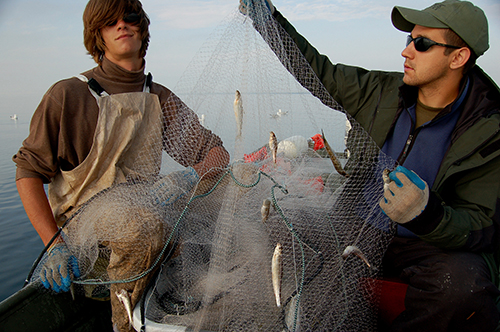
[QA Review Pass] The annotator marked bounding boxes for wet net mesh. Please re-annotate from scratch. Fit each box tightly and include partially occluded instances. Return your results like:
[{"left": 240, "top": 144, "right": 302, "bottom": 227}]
[{"left": 31, "top": 1, "right": 398, "bottom": 331}]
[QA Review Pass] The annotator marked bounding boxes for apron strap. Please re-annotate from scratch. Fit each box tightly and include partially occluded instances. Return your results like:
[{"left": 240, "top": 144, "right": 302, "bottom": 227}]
[
  {"left": 75, "top": 74, "right": 109, "bottom": 101},
  {"left": 75, "top": 72, "right": 153, "bottom": 100},
  {"left": 144, "top": 73, "right": 152, "bottom": 93}
]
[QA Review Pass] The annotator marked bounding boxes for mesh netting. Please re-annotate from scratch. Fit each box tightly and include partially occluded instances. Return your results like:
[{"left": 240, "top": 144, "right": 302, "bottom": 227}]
[{"left": 32, "top": 1, "right": 398, "bottom": 331}]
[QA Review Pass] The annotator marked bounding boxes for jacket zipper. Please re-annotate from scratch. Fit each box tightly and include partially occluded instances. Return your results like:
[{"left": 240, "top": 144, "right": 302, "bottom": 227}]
[
  {"left": 397, "top": 120, "right": 421, "bottom": 165},
  {"left": 399, "top": 134, "right": 413, "bottom": 163}
]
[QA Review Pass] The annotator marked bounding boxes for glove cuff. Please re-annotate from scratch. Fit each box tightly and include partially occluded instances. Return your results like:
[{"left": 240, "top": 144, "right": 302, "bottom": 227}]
[
  {"left": 184, "top": 167, "right": 200, "bottom": 188},
  {"left": 150, "top": 167, "right": 200, "bottom": 207},
  {"left": 402, "top": 191, "right": 444, "bottom": 235},
  {"left": 266, "top": 0, "right": 275, "bottom": 14},
  {"left": 47, "top": 239, "right": 66, "bottom": 255},
  {"left": 239, "top": 0, "right": 275, "bottom": 16}
]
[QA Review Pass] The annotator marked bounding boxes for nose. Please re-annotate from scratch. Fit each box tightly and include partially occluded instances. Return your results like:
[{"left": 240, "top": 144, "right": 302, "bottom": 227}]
[
  {"left": 401, "top": 42, "right": 414, "bottom": 59},
  {"left": 116, "top": 19, "right": 128, "bottom": 29}
]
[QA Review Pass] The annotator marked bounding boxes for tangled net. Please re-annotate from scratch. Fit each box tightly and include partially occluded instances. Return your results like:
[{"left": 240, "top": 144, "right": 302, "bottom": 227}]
[{"left": 32, "top": 1, "right": 397, "bottom": 331}]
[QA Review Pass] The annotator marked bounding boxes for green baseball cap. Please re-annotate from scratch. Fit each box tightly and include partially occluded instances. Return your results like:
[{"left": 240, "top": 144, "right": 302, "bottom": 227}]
[{"left": 391, "top": 0, "right": 489, "bottom": 57}]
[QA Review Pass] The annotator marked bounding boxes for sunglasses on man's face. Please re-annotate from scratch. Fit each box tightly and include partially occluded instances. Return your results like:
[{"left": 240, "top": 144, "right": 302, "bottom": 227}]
[
  {"left": 406, "top": 35, "right": 461, "bottom": 52},
  {"left": 107, "top": 13, "right": 141, "bottom": 26}
]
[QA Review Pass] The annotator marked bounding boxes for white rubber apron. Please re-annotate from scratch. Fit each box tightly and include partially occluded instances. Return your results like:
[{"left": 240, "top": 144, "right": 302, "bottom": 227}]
[{"left": 49, "top": 75, "right": 163, "bottom": 226}]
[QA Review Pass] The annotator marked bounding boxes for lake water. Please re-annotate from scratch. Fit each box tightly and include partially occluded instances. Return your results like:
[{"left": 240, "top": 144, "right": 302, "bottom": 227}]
[{"left": 0, "top": 118, "right": 43, "bottom": 302}]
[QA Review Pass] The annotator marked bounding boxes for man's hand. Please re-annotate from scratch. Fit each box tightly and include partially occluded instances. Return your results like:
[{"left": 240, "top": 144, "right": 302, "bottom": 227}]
[
  {"left": 379, "top": 166, "right": 429, "bottom": 224},
  {"left": 40, "top": 240, "right": 80, "bottom": 293},
  {"left": 239, "top": 0, "right": 275, "bottom": 15}
]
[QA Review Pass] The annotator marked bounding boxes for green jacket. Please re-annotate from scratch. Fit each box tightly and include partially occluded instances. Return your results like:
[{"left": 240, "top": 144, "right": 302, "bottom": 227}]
[{"left": 274, "top": 10, "right": 500, "bottom": 286}]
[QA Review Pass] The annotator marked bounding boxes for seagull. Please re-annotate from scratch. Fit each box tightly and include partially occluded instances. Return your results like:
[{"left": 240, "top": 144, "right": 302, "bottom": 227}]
[
  {"left": 270, "top": 109, "right": 288, "bottom": 119},
  {"left": 10, "top": 114, "right": 18, "bottom": 120},
  {"left": 198, "top": 114, "right": 205, "bottom": 126}
]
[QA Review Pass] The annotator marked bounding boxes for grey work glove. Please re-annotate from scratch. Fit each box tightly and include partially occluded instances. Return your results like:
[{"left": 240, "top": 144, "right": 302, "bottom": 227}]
[
  {"left": 150, "top": 167, "right": 199, "bottom": 207},
  {"left": 239, "top": 0, "right": 275, "bottom": 15},
  {"left": 40, "top": 240, "right": 81, "bottom": 293},
  {"left": 379, "top": 166, "right": 429, "bottom": 224}
]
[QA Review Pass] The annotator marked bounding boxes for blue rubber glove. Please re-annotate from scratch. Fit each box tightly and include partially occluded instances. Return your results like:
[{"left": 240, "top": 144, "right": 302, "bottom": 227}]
[
  {"left": 379, "top": 166, "right": 429, "bottom": 224},
  {"left": 40, "top": 241, "right": 81, "bottom": 293},
  {"left": 239, "top": 0, "right": 275, "bottom": 15},
  {"left": 150, "top": 167, "right": 199, "bottom": 207}
]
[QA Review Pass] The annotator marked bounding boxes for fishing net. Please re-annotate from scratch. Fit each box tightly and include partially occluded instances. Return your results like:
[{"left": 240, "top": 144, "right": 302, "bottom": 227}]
[{"left": 31, "top": 1, "right": 398, "bottom": 331}]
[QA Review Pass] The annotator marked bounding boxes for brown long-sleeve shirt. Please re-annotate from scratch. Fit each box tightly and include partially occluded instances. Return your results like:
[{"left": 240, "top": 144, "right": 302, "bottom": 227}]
[{"left": 14, "top": 57, "right": 224, "bottom": 182}]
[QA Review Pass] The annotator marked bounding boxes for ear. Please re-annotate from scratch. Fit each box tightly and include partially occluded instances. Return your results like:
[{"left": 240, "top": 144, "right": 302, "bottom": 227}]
[{"left": 449, "top": 47, "right": 471, "bottom": 71}]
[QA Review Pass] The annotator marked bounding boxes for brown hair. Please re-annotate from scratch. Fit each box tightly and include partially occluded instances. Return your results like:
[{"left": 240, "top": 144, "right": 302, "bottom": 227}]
[
  {"left": 443, "top": 29, "right": 477, "bottom": 75},
  {"left": 83, "top": 0, "right": 150, "bottom": 64}
]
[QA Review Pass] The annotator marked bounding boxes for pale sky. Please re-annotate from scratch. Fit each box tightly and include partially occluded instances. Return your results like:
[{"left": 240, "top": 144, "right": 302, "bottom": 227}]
[{"left": 0, "top": 0, "right": 499, "bottom": 120}]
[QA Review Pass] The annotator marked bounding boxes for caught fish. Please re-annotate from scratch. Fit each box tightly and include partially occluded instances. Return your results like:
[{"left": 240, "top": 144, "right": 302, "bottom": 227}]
[
  {"left": 342, "top": 245, "right": 374, "bottom": 270},
  {"left": 382, "top": 169, "right": 391, "bottom": 191},
  {"left": 269, "top": 131, "right": 278, "bottom": 164},
  {"left": 321, "top": 129, "right": 349, "bottom": 177},
  {"left": 115, "top": 289, "right": 133, "bottom": 327},
  {"left": 234, "top": 90, "right": 244, "bottom": 138},
  {"left": 261, "top": 198, "right": 271, "bottom": 223},
  {"left": 272, "top": 243, "right": 283, "bottom": 307}
]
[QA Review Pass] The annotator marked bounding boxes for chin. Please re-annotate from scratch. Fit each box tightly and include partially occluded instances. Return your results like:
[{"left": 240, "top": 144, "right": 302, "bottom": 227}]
[{"left": 403, "top": 76, "right": 417, "bottom": 87}]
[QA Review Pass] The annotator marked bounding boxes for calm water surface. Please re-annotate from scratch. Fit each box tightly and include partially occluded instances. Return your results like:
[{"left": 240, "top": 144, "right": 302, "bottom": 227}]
[{"left": 0, "top": 118, "right": 43, "bottom": 302}]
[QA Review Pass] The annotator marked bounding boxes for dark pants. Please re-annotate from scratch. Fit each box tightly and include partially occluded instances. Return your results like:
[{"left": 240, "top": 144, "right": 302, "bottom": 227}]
[{"left": 382, "top": 237, "right": 500, "bottom": 332}]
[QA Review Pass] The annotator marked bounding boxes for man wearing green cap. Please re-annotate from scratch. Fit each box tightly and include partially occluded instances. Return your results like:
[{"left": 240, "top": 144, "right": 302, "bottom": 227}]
[{"left": 240, "top": 0, "right": 500, "bottom": 330}]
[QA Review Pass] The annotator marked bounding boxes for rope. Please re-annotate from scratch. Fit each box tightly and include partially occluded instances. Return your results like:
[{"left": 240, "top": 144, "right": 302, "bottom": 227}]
[
  {"left": 71, "top": 164, "right": 311, "bottom": 332},
  {"left": 28, "top": 164, "right": 322, "bottom": 332},
  {"left": 74, "top": 169, "right": 230, "bottom": 286}
]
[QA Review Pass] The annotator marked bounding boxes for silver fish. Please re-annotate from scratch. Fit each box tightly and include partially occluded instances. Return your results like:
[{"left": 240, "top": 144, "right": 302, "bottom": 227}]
[
  {"left": 261, "top": 198, "right": 271, "bottom": 223},
  {"left": 382, "top": 169, "right": 391, "bottom": 191},
  {"left": 115, "top": 289, "right": 133, "bottom": 327},
  {"left": 272, "top": 243, "right": 283, "bottom": 307},
  {"left": 342, "top": 245, "right": 374, "bottom": 270},
  {"left": 269, "top": 131, "right": 278, "bottom": 164},
  {"left": 322, "top": 129, "right": 349, "bottom": 177},
  {"left": 234, "top": 90, "right": 244, "bottom": 138}
]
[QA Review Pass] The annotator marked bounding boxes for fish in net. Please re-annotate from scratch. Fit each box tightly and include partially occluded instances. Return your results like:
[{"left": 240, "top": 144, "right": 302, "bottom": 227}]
[{"left": 30, "top": 1, "right": 398, "bottom": 331}]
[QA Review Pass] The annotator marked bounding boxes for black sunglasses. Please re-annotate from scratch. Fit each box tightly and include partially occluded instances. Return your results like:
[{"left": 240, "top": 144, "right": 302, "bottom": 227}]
[
  {"left": 107, "top": 13, "right": 141, "bottom": 26},
  {"left": 406, "top": 35, "right": 461, "bottom": 52},
  {"left": 123, "top": 13, "right": 140, "bottom": 24}
]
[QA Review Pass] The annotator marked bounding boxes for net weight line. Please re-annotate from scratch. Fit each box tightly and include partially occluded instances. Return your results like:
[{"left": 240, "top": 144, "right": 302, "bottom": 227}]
[
  {"left": 70, "top": 164, "right": 291, "bottom": 287},
  {"left": 25, "top": 159, "right": 363, "bottom": 331}
]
